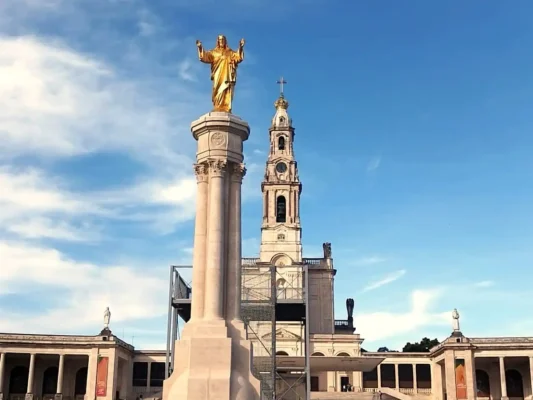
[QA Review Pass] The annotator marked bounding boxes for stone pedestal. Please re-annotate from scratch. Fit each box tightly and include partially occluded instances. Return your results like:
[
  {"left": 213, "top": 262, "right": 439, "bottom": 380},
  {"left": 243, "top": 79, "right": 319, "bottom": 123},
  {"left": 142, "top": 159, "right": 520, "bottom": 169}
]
[{"left": 163, "top": 112, "right": 260, "bottom": 400}]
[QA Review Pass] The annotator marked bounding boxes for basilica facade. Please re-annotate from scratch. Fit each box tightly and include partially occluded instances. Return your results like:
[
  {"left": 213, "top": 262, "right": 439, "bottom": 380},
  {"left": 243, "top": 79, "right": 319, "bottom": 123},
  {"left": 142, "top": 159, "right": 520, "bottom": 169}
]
[{"left": 1, "top": 94, "right": 533, "bottom": 400}]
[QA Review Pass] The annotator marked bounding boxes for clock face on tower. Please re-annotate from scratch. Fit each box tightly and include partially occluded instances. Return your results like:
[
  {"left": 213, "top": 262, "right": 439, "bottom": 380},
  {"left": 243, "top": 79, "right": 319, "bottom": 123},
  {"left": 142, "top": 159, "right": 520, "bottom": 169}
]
[{"left": 276, "top": 162, "right": 287, "bottom": 173}]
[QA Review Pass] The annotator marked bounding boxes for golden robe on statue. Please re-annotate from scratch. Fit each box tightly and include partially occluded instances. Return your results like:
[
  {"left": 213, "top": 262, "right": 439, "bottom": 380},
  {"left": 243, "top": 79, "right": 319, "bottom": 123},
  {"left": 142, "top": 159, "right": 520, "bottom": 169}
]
[{"left": 196, "top": 35, "right": 245, "bottom": 113}]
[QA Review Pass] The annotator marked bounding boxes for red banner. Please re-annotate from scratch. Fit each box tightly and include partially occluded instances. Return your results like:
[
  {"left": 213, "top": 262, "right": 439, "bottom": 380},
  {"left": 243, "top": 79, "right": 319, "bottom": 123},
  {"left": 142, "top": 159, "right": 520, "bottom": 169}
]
[
  {"left": 96, "top": 357, "right": 109, "bottom": 397},
  {"left": 455, "top": 359, "right": 467, "bottom": 400}
]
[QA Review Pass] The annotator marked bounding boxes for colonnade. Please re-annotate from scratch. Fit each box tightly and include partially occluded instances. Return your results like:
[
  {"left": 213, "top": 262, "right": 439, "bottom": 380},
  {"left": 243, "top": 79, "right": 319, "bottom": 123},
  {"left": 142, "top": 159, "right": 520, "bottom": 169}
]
[{"left": 0, "top": 352, "right": 88, "bottom": 400}]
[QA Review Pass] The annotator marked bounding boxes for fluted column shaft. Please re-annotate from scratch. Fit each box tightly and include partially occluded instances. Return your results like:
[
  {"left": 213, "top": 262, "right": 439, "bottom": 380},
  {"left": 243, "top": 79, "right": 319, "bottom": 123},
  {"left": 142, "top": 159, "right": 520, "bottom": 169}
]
[
  {"left": 226, "top": 164, "right": 246, "bottom": 321},
  {"left": 190, "top": 163, "right": 209, "bottom": 322},
  {"left": 203, "top": 160, "right": 227, "bottom": 321}
]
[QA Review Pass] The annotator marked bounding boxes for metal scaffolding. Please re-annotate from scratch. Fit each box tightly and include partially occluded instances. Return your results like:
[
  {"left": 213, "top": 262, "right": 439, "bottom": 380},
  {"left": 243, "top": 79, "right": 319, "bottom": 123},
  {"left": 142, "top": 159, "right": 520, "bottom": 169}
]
[{"left": 166, "top": 261, "right": 310, "bottom": 400}]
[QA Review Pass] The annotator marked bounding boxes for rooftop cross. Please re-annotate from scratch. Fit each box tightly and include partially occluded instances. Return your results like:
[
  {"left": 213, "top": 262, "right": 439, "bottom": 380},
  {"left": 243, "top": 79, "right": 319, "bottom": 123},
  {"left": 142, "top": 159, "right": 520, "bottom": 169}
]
[{"left": 276, "top": 76, "right": 287, "bottom": 96}]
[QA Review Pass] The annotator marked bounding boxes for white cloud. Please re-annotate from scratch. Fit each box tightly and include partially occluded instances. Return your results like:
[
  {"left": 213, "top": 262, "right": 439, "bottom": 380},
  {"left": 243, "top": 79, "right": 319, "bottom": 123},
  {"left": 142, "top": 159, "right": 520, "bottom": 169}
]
[
  {"left": 362, "top": 269, "right": 406, "bottom": 292},
  {"left": 0, "top": 166, "right": 197, "bottom": 240},
  {"left": 0, "top": 35, "right": 196, "bottom": 169},
  {"left": 357, "top": 289, "right": 449, "bottom": 341},
  {"left": 178, "top": 59, "right": 197, "bottom": 82},
  {"left": 0, "top": 241, "right": 169, "bottom": 333},
  {"left": 6, "top": 217, "right": 101, "bottom": 242}
]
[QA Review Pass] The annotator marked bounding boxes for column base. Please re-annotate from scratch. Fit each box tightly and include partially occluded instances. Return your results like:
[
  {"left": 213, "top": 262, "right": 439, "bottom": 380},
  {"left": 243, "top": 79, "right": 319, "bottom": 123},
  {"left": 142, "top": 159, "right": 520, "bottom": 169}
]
[
  {"left": 163, "top": 329, "right": 260, "bottom": 400},
  {"left": 0, "top": 392, "right": 4, "bottom": 400},
  {"left": 25, "top": 394, "right": 34, "bottom": 400},
  {"left": 55, "top": 394, "right": 63, "bottom": 400}
]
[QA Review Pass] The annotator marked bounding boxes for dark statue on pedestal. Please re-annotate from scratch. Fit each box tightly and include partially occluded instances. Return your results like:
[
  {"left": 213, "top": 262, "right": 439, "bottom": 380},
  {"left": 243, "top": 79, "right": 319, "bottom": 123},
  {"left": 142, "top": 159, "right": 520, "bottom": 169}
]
[
  {"left": 322, "top": 242, "right": 332, "bottom": 258},
  {"left": 346, "top": 298, "right": 355, "bottom": 329}
]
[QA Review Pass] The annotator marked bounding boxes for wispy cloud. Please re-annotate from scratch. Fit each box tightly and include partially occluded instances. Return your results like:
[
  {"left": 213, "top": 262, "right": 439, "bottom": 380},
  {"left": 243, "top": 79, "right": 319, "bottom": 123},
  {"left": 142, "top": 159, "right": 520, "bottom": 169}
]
[
  {"left": 354, "top": 256, "right": 387, "bottom": 266},
  {"left": 367, "top": 156, "right": 382, "bottom": 172},
  {"left": 0, "top": 241, "right": 169, "bottom": 332},
  {"left": 178, "top": 58, "right": 197, "bottom": 82},
  {"left": 357, "top": 288, "right": 449, "bottom": 341},
  {"left": 0, "top": 167, "right": 197, "bottom": 240},
  {"left": 362, "top": 269, "right": 406, "bottom": 292}
]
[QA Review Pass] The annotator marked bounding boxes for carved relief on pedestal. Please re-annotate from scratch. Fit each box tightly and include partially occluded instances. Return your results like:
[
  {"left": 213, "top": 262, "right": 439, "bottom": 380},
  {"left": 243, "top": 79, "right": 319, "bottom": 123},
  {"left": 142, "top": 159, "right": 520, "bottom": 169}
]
[
  {"left": 194, "top": 162, "right": 209, "bottom": 183},
  {"left": 231, "top": 163, "right": 247, "bottom": 183},
  {"left": 208, "top": 160, "right": 227, "bottom": 177},
  {"left": 210, "top": 131, "right": 227, "bottom": 148}
]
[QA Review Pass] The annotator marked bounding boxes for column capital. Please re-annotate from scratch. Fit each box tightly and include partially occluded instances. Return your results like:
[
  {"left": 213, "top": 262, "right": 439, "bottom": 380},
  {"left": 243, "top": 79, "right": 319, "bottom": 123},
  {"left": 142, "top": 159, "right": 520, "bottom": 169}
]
[
  {"left": 208, "top": 160, "right": 227, "bottom": 178},
  {"left": 193, "top": 163, "right": 209, "bottom": 183},
  {"left": 230, "top": 163, "right": 246, "bottom": 183}
]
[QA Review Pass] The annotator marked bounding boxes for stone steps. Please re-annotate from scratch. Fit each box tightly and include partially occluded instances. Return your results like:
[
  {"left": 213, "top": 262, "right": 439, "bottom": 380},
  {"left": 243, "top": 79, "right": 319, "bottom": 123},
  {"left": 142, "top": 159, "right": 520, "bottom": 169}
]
[{"left": 310, "top": 392, "right": 378, "bottom": 400}]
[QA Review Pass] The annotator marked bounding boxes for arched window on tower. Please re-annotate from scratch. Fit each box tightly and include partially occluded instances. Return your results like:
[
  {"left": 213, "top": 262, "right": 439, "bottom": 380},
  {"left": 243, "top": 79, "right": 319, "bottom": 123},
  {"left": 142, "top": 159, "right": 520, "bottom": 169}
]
[
  {"left": 278, "top": 136, "right": 285, "bottom": 150},
  {"left": 276, "top": 196, "right": 286, "bottom": 223}
]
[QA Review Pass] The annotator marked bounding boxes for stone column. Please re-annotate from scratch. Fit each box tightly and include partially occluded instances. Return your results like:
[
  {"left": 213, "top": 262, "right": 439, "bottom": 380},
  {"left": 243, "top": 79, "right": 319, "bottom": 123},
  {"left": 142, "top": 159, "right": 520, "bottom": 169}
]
[
  {"left": 377, "top": 364, "right": 382, "bottom": 389},
  {"left": 444, "top": 352, "right": 457, "bottom": 400},
  {"left": 499, "top": 357, "right": 508, "bottom": 400},
  {"left": 262, "top": 191, "right": 267, "bottom": 222},
  {"left": 56, "top": 354, "right": 65, "bottom": 399},
  {"left": 0, "top": 352, "right": 5, "bottom": 400},
  {"left": 26, "top": 353, "right": 36, "bottom": 399},
  {"left": 203, "top": 160, "right": 227, "bottom": 321},
  {"left": 464, "top": 352, "right": 476, "bottom": 400},
  {"left": 147, "top": 362, "right": 152, "bottom": 391},
  {"left": 395, "top": 364, "right": 399, "bottom": 390},
  {"left": 85, "top": 351, "right": 98, "bottom": 400},
  {"left": 226, "top": 164, "right": 246, "bottom": 322},
  {"left": 431, "top": 362, "right": 444, "bottom": 400},
  {"left": 529, "top": 357, "right": 533, "bottom": 400},
  {"left": 189, "top": 162, "right": 209, "bottom": 324},
  {"left": 163, "top": 112, "right": 260, "bottom": 400},
  {"left": 413, "top": 364, "right": 418, "bottom": 392}
]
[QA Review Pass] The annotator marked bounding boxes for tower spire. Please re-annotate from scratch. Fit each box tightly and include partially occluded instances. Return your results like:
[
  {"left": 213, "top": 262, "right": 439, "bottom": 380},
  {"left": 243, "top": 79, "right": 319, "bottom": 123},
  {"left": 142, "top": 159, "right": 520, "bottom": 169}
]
[
  {"left": 276, "top": 76, "right": 287, "bottom": 97},
  {"left": 259, "top": 84, "right": 302, "bottom": 264}
]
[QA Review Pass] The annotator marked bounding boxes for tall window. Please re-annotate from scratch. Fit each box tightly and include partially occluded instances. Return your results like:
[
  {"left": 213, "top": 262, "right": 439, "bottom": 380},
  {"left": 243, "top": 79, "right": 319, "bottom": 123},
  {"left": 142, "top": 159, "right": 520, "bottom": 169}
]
[
  {"left": 276, "top": 196, "right": 286, "bottom": 223},
  {"left": 278, "top": 136, "right": 285, "bottom": 150}
]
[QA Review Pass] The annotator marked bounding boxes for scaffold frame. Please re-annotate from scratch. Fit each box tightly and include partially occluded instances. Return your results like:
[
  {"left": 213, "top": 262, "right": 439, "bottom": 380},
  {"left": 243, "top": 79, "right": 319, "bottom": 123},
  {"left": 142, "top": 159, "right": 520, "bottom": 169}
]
[{"left": 165, "top": 262, "right": 311, "bottom": 400}]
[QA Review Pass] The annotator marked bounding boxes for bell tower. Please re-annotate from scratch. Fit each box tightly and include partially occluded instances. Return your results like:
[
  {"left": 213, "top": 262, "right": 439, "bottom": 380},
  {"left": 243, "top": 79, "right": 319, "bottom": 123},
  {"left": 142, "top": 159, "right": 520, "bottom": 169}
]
[{"left": 259, "top": 79, "right": 303, "bottom": 264}]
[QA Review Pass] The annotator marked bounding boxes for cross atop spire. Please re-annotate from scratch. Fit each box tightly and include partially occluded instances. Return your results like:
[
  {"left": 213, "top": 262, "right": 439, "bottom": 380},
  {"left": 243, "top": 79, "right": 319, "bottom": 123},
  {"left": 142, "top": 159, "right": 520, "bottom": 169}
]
[{"left": 276, "top": 76, "right": 287, "bottom": 96}]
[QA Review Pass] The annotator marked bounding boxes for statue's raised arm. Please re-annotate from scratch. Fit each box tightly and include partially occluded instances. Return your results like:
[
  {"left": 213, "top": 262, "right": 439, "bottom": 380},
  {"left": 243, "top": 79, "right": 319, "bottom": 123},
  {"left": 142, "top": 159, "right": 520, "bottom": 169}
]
[{"left": 195, "top": 35, "right": 246, "bottom": 113}]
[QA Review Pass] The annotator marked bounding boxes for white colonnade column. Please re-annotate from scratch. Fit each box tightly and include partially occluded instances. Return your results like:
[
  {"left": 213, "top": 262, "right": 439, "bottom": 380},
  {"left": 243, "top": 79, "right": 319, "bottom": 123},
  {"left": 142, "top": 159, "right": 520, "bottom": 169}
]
[
  {"left": 226, "top": 163, "right": 246, "bottom": 322},
  {"left": 395, "top": 364, "right": 399, "bottom": 391},
  {"left": 499, "top": 357, "right": 508, "bottom": 400},
  {"left": 56, "top": 354, "right": 65, "bottom": 397},
  {"left": 189, "top": 163, "right": 209, "bottom": 323},
  {"left": 413, "top": 364, "right": 418, "bottom": 393},
  {"left": 147, "top": 362, "right": 152, "bottom": 391},
  {"left": 529, "top": 357, "right": 533, "bottom": 400},
  {"left": 0, "top": 352, "right": 5, "bottom": 397},
  {"left": 203, "top": 160, "right": 227, "bottom": 321},
  {"left": 377, "top": 364, "right": 382, "bottom": 389},
  {"left": 27, "top": 353, "right": 36, "bottom": 396}
]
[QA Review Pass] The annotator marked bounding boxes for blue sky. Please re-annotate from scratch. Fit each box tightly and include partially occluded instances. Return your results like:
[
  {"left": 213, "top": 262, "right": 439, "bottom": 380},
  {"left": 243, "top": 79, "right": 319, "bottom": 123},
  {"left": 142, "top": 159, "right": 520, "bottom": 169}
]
[{"left": 1, "top": 0, "right": 533, "bottom": 351}]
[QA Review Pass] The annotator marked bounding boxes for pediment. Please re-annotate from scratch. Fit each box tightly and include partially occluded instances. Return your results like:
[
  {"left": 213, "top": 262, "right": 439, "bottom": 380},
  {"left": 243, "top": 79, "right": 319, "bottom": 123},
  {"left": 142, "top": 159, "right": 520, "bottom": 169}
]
[{"left": 262, "top": 328, "right": 302, "bottom": 341}]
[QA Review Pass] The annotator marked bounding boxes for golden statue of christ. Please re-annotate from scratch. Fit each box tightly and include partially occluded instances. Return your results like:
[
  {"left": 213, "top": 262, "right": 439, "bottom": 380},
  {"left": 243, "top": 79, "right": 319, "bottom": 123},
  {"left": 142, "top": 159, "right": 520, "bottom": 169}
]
[{"left": 196, "top": 35, "right": 245, "bottom": 113}]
